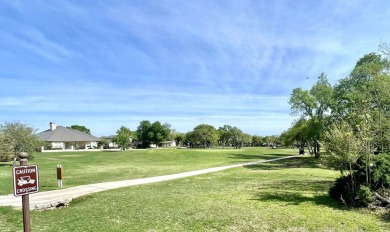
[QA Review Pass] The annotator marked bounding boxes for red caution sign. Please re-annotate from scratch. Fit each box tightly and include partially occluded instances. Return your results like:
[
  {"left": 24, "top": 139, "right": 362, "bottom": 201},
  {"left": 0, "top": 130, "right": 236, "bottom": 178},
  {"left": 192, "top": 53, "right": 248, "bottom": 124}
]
[{"left": 12, "top": 165, "right": 39, "bottom": 196}]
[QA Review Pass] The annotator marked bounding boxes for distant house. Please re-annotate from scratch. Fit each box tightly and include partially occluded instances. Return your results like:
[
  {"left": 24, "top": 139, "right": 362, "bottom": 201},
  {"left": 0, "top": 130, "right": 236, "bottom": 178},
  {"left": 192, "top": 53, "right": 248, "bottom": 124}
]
[
  {"left": 100, "top": 135, "right": 118, "bottom": 148},
  {"left": 37, "top": 122, "right": 99, "bottom": 151},
  {"left": 159, "top": 140, "right": 176, "bottom": 148},
  {"left": 149, "top": 141, "right": 176, "bottom": 148}
]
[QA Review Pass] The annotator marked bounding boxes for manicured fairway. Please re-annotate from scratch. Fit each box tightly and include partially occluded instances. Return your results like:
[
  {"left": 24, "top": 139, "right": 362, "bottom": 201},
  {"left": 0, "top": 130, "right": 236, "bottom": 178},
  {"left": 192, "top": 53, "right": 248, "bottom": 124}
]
[
  {"left": 1, "top": 155, "right": 389, "bottom": 231},
  {"left": 0, "top": 147, "right": 295, "bottom": 195}
]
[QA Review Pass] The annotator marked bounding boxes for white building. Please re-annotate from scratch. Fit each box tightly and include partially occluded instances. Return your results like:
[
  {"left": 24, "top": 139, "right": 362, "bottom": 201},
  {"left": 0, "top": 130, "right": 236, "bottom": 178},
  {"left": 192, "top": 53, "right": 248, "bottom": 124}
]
[{"left": 37, "top": 122, "right": 99, "bottom": 150}]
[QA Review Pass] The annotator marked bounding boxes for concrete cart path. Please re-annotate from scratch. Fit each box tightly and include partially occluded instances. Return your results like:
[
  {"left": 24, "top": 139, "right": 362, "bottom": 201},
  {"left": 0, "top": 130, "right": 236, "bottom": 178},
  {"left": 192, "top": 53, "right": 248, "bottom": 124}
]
[{"left": 0, "top": 155, "right": 299, "bottom": 209}]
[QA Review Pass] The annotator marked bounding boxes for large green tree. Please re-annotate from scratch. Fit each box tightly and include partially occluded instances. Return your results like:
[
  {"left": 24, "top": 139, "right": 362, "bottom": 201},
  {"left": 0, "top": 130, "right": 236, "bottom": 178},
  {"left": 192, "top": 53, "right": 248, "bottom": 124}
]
[
  {"left": 321, "top": 51, "right": 390, "bottom": 206},
  {"left": 217, "top": 125, "right": 231, "bottom": 147},
  {"left": 136, "top": 120, "right": 171, "bottom": 147},
  {"left": 191, "top": 124, "right": 218, "bottom": 149},
  {"left": 333, "top": 53, "right": 390, "bottom": 154},
  {"left": 280, "top": 118, "right": 311, "bottom": 148},
  {"left": 228, "top": 126, "right": 244, "bottom": 149},
  {"left": 216, "top": 125, "right": 246, "bottom": 148},
  {"left": 289, "top": 73, "right": 333, "bottom": 158},
  {"left": 0, "top": 122, "right": 41, "bottom": 162},
  {"left": 288, "top": 47, "right": 390, "bottom": 207},
  {"left": 331, "top": 53, "right": 390, "bottom": 188},
  {"left": 136, "top": 120, "right": 152, "bottom": 147},
  {"left": 149, "top": 121, "right": 171, "bottom": 147},
  {"left": 184, "top": 131, "right": 197, "bottom": 148}
]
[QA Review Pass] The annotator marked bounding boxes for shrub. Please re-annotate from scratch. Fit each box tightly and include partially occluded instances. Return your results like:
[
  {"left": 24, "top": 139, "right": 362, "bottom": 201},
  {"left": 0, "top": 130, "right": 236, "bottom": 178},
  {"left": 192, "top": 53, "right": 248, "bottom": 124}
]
[
  {"left": 371, "top": 154, "right": 390, "bottom": 189},
  {"left": 329, "top": 154, "right": 390, "bottom": 207},
  {"left": 329, "top": 175, "right": 354, "bottom": 206},
  {"left": 0, "top": 153, "right": 12, "bottom": 162},
  {"left": 356, "top": 185, "right": 374, "bottom": 207}
]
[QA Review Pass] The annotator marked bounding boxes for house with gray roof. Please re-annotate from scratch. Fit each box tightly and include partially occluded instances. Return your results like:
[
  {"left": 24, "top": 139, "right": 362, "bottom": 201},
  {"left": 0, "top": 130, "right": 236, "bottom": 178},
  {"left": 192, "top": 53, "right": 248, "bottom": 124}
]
[{"left": 37, "top": 122, "right": 99, "bottom": 151}]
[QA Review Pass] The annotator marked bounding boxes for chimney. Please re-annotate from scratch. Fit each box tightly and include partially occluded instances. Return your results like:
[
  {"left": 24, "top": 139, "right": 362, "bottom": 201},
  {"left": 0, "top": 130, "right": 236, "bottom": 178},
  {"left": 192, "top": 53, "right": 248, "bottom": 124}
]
[{"left": 50, "top": 122, "right": 57, "bottom": 131}]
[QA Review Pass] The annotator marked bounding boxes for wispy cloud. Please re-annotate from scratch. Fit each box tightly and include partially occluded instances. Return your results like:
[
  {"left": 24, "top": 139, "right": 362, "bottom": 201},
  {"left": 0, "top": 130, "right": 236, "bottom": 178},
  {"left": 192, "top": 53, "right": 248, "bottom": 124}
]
[{"left": 0, "top": 0, "right": 389, "bottom": 136}]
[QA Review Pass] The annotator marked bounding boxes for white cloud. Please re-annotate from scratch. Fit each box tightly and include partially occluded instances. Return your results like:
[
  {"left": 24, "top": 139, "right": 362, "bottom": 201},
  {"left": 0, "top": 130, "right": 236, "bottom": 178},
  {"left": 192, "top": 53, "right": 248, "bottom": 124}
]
[{"left": 0, "top": 0, "right": 389, "bottom": 136}]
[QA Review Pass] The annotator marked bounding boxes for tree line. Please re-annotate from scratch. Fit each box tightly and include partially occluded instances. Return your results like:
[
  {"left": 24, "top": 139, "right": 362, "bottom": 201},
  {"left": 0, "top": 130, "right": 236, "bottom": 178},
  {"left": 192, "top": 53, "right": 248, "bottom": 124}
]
[
  {"left": 107, "top": 121, "right": 280, "bottom": 150},
  {"left": 0, "top": 120, "right": 280, "bottom": 162},
  {"left": 282, "top": 41, "right": 390, "bottom": 207}
]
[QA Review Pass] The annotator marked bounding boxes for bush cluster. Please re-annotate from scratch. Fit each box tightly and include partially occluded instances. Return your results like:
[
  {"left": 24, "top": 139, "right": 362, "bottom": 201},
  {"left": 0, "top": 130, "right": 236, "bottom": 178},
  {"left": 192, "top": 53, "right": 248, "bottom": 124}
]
[{"left": 329, "top": 153, "right": 390, "bottom": 207}]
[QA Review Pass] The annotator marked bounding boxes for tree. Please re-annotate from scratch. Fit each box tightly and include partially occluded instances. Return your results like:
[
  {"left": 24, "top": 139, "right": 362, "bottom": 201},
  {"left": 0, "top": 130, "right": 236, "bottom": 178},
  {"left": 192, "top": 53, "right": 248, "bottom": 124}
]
[
  {"left": 69, "top": 125, "right": 91, "bottom": 135},
  {"left": 379, "top": 40, "right": 390, "bottom": 57},
  {"left": 98, "top": 138, "right": 110, "bottom": 148},
  {"left": 322, "top": 51, "right": 390, "bottom": 207},
  {"left": 332, "top": 53, "right": 390, "bottom": 187},
  {"left": 216, "top": 125, "right": 246, "bottom": 148},
  {"left": 323, "top": 121, "right": 361, "bottom": 195},
  {"left": 184, "top": 131, "right": 197, "bottom": 148},
  {"left": 280, "top": 119, "right": 308, "bottom": 148},
  {"left": 228, "top": 126, "right": 244, "bottom": 149},
  {"left": 241, "top": 133, "right": 252, "bottom": 147},
  {"left": 131, "top": 131, "right": 139, "bottom": 142},
  {"left": 191, "top": 124, "right": 218, "bottom": 148},
  {"left": 262, "top": 135, "right": 279, "bottom": 147},
  {"left": 0, "top": 133, "right": 13, "bottom": 162},
  {"left": 149, "top": 121, "right": 171, "bottom": 147},
  {"left": 112, "top": 126, "right": 131, "bottom": 150},
  {"left": 281, "top": 118, "right": 320, "bottom": 154},
  {"left": 217, "top": 125, "right": 231, "bottom": 147},
  {"left": 173, "top": 132, "right": 185, "bottom": 147},
  {"left": 136, "top": 120, "right": 152, "bottom": 147},
  {"left": 136, "top": 120, "right": 171, "bottom": 147},
  {"left": 289, "top": 73, "right": 333, "bottom": 158},
  {"left": 335, "top": 53, "right": 390, "bottom": 154},
  {"left": 252, "top": 135, "right": 263, "bottom": 147},
  {"left": 0, "top": 122, "right": 41, "bottom": 162}
]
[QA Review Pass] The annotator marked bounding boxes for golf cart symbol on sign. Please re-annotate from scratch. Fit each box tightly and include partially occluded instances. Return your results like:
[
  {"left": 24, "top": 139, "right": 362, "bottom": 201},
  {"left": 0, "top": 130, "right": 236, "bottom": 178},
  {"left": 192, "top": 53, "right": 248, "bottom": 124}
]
[{"left": 17, "top": 176, "right": 36, "bottom": 186}]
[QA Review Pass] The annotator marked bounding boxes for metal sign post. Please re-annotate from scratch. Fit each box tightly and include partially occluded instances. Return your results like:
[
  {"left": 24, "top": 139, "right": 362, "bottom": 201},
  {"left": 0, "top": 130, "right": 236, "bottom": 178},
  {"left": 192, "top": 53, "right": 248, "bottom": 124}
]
[{"left": 12, "top": 152, "right": 39, "bottom": 232}]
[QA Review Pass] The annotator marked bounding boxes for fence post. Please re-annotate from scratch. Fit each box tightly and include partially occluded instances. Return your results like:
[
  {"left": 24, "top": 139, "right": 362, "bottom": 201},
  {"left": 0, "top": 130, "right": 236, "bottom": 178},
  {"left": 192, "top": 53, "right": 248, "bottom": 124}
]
[{"left": 57, "top": 164, "right": 63, "bottom": 187}]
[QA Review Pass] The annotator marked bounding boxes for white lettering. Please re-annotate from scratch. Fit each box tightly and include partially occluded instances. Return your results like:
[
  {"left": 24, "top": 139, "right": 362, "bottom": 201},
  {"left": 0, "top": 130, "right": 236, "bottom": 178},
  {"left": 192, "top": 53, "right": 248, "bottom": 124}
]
[
  {"left": 16, "top": 186, "right": 37, "bottom": 194},
  {"left": 16, "top": 168, "right": 36, "bottom": 175}
]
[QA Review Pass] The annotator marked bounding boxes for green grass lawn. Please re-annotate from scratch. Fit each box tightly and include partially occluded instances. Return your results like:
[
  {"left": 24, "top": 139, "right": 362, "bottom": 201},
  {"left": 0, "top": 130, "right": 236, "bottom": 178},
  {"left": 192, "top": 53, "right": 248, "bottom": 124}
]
[
  {"left": 0, "top": 147, "right": 295, "bottom": 195},
  {"left": 1, "top": 154, "right": 389, "bottom": 231}
]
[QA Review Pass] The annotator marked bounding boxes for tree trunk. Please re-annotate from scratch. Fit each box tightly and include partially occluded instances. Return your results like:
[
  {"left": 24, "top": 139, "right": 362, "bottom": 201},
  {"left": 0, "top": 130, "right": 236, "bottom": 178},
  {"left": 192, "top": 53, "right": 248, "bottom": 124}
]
[
  {"left": 314, "top": 140, "right": 320, "bottom": 159},
  {"left": 374, "top": 192, "right": 390, "bottom": 204}
]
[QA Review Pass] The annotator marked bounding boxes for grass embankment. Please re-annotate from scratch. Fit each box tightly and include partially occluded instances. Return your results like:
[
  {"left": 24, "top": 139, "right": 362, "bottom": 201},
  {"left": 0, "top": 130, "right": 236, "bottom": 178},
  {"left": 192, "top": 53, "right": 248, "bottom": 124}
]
[
  {"left": 0, "top": 147, "right": 294, "bottom": 195},
  {"left": 1, "top": 149, "right": 389, "bottom": 231}
]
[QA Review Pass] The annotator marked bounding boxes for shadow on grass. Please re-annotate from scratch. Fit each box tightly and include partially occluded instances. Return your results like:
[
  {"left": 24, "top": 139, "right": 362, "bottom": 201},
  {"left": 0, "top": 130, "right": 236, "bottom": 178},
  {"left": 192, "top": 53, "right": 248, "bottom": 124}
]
[
  {"left": 0, "top": 163, "right": 13, "bottom": 167},
  {"left": 256, "top": 179, "right": 334, "bottom": 193},
  {"left": 249, "top": 177, "right": 342, "bottom": 209},
  {"left": 244, "top": 155, "right": 343, "bottom": 209},
  {"left": 380, "top": 212, "right": 390, "bottom": 222},
  {"left": 244, "top": 155, "right": 324, "bottom": 170},
  {"left": 229, "top": 153, "right": 290, "bottom": 162},
  {"left": 250, "top": 191, "right": 341, "bottom": 209}
]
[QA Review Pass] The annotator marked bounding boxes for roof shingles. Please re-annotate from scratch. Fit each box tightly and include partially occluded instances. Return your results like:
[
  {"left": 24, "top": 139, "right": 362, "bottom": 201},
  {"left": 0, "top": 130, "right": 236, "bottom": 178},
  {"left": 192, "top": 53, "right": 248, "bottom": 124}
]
[{"left": 37, "top": 126, "right": 98, "bottom": 142}]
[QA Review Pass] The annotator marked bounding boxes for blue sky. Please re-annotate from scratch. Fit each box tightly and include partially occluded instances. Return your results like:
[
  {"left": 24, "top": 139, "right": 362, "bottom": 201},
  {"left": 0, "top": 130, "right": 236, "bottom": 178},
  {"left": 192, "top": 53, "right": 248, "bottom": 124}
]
[{"left": 0, "top": 1, "right": 389, "bottom": 137}]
